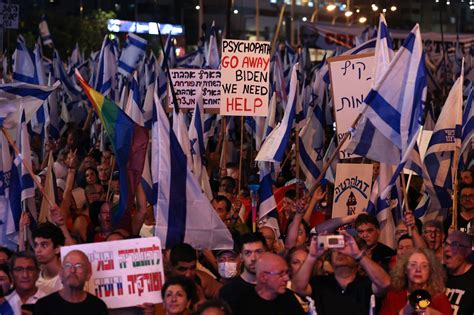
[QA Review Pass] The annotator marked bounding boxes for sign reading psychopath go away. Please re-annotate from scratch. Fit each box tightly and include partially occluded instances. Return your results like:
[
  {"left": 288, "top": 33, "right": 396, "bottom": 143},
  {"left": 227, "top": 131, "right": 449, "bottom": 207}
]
[
  {"left": 220, "top": 39, "right": 270, "bottom": 116},
  {"left": 169, "top": 69, "right": 221, "bottom": 110},
  {"left": 328, "top": 54, "right": 375, "bottom": 159},
  {"left": 332, "top": 163, "right": 373, "bottom": 218},
  {"left": 61, "top": 237, "right": 165, "bottom": 309}
]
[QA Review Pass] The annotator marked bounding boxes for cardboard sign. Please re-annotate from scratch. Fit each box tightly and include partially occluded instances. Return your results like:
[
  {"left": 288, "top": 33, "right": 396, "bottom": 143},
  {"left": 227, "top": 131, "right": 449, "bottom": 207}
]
[
  {"left": 332, "top": 163, "right": 373, "bottom": 218},
  {"left": 0, "top": 4, "right": 19, "bottom": 29},
  {"left": 220, "top": 39, "right": 270, "bottom": 116},
  {"left": 328, "top": 54, "right": 375, "bottom": 159},
  {"left": 169, "top": 69, "right": 221, "bottom": 110},
  {"left": 61, "top": 237, "right": 165, "bottom": 309}
]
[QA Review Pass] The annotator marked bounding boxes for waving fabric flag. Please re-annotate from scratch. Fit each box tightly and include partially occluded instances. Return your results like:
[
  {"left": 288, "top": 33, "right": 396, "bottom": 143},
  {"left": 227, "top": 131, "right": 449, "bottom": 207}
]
[
  {"left": 123, "top": 71, "right": 144, "bottom": 126},
  {"left": 256, "top": 63, "right": 299, "bottom": 163},
  {"left": 424, "top": 67, "right": 463, "bottom": 190},
  {"left": 94, "top": 36, "right": 118, "bottom": 97},
  {"left": 0, "top": 81, "right": 60, "bottom": 130},
  {"left": 39, "top": 15, "right": 53, "bottom": 46},
  {"left": 0, "top": 132, "right": 19, "bottom": 247},
  {"left": 460, "top": 88, "right": 473, "bottom": 167},
  {"left": 76, "top": 71, "right": 149, "bottom": 231},
  {"left": 151, "top": 92, "right": 233, "bottom": 250},
  {"left": 205, "top": 22, "right": 220, "bottom": 69},
  {"left": 12, "top": 35, "right": 38, "bottom": 84},
  {"left": 258, "top": 161, "right": 277, "bottom": 219},
  {"left": 53, "top": 50, "right": 81, "bottom": 99},
  {"left": 118, "top": 33, "right": 147, "bottom": 76},
  {"left": 177, "top": 47, "right": 205, "bottom": 68}
]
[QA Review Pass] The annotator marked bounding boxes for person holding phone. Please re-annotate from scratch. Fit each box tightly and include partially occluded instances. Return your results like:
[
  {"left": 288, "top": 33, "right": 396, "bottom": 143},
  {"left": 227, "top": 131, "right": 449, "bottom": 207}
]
[{"left": 291, "top": 231, "right": 391, "bottom": 315}]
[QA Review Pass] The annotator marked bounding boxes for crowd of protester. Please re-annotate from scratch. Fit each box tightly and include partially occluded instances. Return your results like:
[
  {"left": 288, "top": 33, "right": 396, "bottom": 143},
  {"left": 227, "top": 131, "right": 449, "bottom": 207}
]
[{"left": 0, "top": 122, "right": 473, "bottom": 315}]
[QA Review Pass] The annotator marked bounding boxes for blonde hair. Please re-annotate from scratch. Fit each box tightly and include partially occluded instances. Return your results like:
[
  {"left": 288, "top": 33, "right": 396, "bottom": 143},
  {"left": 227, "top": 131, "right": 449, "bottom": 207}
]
[{"left": 390, "top": 248, "right": 446, "bottom": 296}]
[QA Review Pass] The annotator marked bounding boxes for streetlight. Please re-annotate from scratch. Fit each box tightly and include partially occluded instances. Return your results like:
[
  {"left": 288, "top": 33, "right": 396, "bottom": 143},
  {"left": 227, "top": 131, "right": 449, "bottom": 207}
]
[
  {"left": 359, "top": 16, "right": 367, "bottom": 23},
  {"left": 195, "top": 5, "right": 200, "bottom": 10},
  {"left": 327, "top": 4, "right": 337, "bottom": 11},
  {"left": 302, "top": 16, "right": 308, "bottom": 21},
  {"left": 356, "top": 8, "right": 360, "bottom": 13},
  {"left": 382, "top": 8, "right": 387, "bottom": 13},
  {"left": 390, "top": 5, "right": 397, "bottom": 11},
  {"left": 371, "top": 4, "right": 379, "bottom": 11},
  {"left": 344, "top": 10, "right": 353, "bottom": 17},
  {"left": 233, "top": 9, "right": 238, "bottom": 14}
]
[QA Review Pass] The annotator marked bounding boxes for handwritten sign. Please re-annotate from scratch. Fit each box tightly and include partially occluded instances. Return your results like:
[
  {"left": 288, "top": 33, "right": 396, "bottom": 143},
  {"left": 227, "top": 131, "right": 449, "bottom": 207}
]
[
  {"left": 61, "top": 237, "right": 165, "bottom": 309},
  {"left": 328, "top": 54, "right": 375, "bottom": 159},
  {"left": 220, "top": 39, "right": 270, "bottom": 116},
  {"left": 168, "top": 69, "right": 221, "bottom": 110},
  {"left": 0, "top": 4, "right": 19, "bottom": 29},
  {"left": 332, "top": 163, "right": 373, "bottom": 218}
]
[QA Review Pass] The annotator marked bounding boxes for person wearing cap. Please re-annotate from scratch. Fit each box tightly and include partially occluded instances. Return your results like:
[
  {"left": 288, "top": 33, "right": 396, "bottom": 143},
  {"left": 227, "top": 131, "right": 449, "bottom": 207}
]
[
  {"left": 216, "top": 248, "right": 241, "bottom": 284},
  {"left": 444, "top": 231, "right": 473, "bottom": 315}
]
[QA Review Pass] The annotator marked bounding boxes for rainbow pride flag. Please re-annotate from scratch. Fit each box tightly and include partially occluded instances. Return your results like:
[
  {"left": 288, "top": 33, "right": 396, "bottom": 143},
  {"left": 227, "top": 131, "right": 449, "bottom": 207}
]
[{"left": 76, "top": 70, "right": 148, "bottom": 230}]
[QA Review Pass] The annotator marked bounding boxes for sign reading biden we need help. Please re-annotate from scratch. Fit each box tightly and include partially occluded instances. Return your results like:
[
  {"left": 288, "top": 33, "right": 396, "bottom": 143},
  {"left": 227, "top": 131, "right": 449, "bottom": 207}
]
[
  {"left": 61, "top": 237, "right": 165, "bottom": 309},
  {"left": 220, "top": 39, "right": 270, "bottom": 116}
]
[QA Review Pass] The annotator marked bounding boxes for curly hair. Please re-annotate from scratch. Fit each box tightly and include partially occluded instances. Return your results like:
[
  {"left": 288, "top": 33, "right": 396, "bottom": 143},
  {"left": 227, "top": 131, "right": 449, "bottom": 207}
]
[{"left": 390, "top": 248, "right": 446, "bottom": 296}]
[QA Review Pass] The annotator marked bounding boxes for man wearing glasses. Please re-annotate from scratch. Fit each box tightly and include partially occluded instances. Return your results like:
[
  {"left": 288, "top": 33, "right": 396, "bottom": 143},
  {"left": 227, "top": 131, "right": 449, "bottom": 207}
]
[
  {"left": 237, "top": 252, "right": 305, "bottom": 315},
  {"left": 421, "top": 220, "right": 445, "bottom": 260},
  {"left": 458, "top": 184, "right": 474, "bottom": 234},
  {"left": 0, "top": 252, "right": 46, "bottom": 314},
  {"left": 444, "top": 231, "right": 473, "bottom": 315},
  {"left": 34, "top": 250, "right": 108, "bottom": 314}
]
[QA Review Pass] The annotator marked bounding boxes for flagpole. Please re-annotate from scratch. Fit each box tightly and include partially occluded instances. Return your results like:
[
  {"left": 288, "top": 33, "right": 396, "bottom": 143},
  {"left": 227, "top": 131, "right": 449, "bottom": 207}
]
[
  {"left": 399, "top": 172, "right": 412, "bottom": 236},
  {"left": 271, "top": 4, "right": 286, "bottom": 56},
  {"left": 106, "top": 156, "right": 116, "bottom": 202},
  {"left": 294, "top": 67, "right": 301, "bottom": 199},
  {"left": 305, "top": 112, "right": 364, "bottom": 212},
  {"left": 405, "top": 125, "right": 424, "bottom": 194},
  {"left": 451, "top": 59, "right": 464, "bottom": 230},
  {"left": 256, "top": 0, "right": 260, "bottom": 41},
  {"left": 238, "top": 116, "right": 244, "bottom": 194},
  {"left": 1, "top": 128, "right": 55, "bottom": 207}
]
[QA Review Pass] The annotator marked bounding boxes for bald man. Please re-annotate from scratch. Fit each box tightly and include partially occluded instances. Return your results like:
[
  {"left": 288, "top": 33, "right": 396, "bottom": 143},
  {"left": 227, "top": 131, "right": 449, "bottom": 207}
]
[
  {"left": 236, "top": 252, "right": 305, "bottom": 315},
  {"left": 34, "top": 250, "right": 108, "bottom": 315}
]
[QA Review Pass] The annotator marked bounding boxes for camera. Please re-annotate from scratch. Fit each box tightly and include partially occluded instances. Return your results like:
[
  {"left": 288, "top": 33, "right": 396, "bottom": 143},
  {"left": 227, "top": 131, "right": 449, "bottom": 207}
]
[{"left": 317, "top": 235, "right": 345, "bottom": 249}]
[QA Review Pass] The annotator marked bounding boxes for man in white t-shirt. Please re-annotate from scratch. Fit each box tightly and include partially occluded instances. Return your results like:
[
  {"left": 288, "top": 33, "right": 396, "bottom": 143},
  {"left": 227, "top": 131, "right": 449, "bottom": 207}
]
[{"left": 33, "top": 222, "right": 65, "bottom": 295}]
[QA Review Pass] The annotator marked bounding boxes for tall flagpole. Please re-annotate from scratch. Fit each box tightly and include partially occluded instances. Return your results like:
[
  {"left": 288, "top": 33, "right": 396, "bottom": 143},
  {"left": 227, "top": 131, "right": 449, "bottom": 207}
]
[
  {"left": 270, "top": 4, "right": 286, "bottom": 55},
  {"left": 256, "top": 0, "right": 260, "bottom": 41}
]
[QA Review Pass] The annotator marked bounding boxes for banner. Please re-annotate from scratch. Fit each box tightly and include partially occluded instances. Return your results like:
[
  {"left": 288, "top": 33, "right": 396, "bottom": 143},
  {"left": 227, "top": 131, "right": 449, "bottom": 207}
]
[
  {"left": 169, "top": 69, "right": 221, "bottom": 110},
  {"left": 61, "top": 237, "right": 165, "bottom": 309},
  {"left": 220, "top": 39, "right": 270, "bottom": 116},
  {"left": 332, "top": 163, "right": 373, "bottom": 218},
  {"left": 328, "top": 53, "right": 375, "bottom": 159}
]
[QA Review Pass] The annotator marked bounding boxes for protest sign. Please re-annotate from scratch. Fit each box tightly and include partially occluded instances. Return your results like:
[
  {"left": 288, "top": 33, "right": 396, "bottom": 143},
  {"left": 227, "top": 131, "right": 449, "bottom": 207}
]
[
  {"left": 0, "top": 3, "right": 19, "bottom": 29},
  {"left": 61, "top": 237, "right": 165, "bottom": 309},
  {"left": 332, "top": 163, "right": 373, "bottom": 218},
  {"left": 169, "top": 69, "right": 221, "bottom": 111},
  {"left": 328, "top": 53, "right": 375, "bottom": 159},
  {"left": 220, "top": 39, "right": 270, "bottom": 116}
]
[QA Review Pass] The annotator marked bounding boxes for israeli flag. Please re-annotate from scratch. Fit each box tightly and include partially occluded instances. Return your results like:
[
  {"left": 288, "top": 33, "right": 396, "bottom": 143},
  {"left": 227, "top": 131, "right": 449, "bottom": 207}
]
[
  {"left": 177, "top": 47, "right": 205, "bottom": 69},
  {"left": 118, "top": 33, "right": 147, "bottom": 76},
  {"left": 39, "top": 14, "right": 53, "bottom": 46},
  {"left": 461, "top": 88, "right": 473, "bottom": 166},
  {"left": 95, "top": 36, "right": 118, "bottom": 97},
  {"left": 14, "top": 109, "right": 36, "bottom": 203},
  {"left": 0, "top": 133, "right": 19, "bottom": 248},
  {"left": 0, "top": 81, "right": 60, "bottom": 130},
  {"left": 188, "top": 89, "right": 213, "bottom": 200},
  {"left": 258, "top": 161, "right": 277, "bottom": 219},
  {"left": 151, "top": 92, "right": 233, "bottom": 250},
  {"left": 424, "top": 66, "right": 463, "bottom": 189},
  {"left": 205, "top": 22, "right": 220, "bottom": 69},
  {"left": 123, "top": 71, "right": 144, "bottom": 126},
  {"left": 12, "top": 35, "right": 38, "bottom": 84},
  {"left": 256, "top": 63, "right": 299, "bottom": 163}
]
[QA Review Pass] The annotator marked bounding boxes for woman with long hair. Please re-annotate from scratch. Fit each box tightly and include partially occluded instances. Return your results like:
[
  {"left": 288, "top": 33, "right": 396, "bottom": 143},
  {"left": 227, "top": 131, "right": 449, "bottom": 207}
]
[{"left": 380, "top": 248, "right": 452, "bottom": 315}]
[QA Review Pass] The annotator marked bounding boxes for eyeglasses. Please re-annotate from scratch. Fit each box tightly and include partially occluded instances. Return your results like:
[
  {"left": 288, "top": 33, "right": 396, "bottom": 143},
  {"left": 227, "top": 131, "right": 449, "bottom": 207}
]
[
  {"left": 13, "top": 266, "right": 37, "bottom": 274},
  {"left": 264, "top": 270, "right": 289, "bottom": 278},
  {"left": 461, "top": 194, "right": 474, "bottom": 200},
  {"left": 407, "top": 262, "right": 429, "bottom": 271},
  {"left": 444, "top": 241, "right": 470, "bottom": 250},
  {"left": 422, "top": 229, "right": 441, "bottom": 236},
  {"left": 63, "top": 263, "right": 85, "bottom": 271}
]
